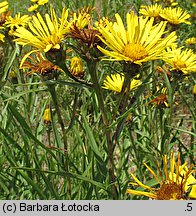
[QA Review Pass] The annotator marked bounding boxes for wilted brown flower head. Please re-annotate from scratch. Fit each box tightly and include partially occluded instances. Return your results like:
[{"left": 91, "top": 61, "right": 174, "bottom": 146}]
[
  {"left": 20, "top": 52, "right": 62, "bottom": 80},
  {"left": 0, "top": 10, "right": 11, "bottom": 26},
  {"left": 148, "top": 93, "right": 168, "bottom": 107},
  {"left": 70, "top": 24, "right": 102, "bottom": 48}
]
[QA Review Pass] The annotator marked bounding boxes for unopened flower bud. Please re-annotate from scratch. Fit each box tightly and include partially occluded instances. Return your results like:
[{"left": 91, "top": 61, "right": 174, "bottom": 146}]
[
  {"left": 70, "top": 57, "right": 84, "bottom": 78},
  {"left": 43, "top": 108, "right": 51, "bottom": 125},
  {"left": 193, "top": 84, "right": 196, "bottom": 95}
]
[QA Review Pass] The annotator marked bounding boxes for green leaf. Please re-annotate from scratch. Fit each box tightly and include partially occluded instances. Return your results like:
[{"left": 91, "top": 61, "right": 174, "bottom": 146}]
[
  {"left": 15, "top": 169, "right": 47, "bottom": 199},
  {"left": 0, "top": 44, "right": 19, "bottom": 87},
  {"left": 2, "top": 88, "right": 46, "bottom": 102},
  {"left": 82, "top": 114, "right": 107, "bottom": 177},
  {"left": 13, "top": 167, "right": 107, "bottom": 191},
  {"left": 82, "top": 114, "right": 102, "bottom": 158}
]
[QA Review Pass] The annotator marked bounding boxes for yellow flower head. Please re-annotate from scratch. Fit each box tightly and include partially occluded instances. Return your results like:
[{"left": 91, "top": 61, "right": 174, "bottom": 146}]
[
  {"left": 185, "top": 37, "right": 196, "bottom": 45},
  {"left": 71, "top": 7, "right": 92, "bottom": 30},
  {"left": 31, "top": 0, "right": 48, "bottom": 5},
  {"left": 127, "top": 151, "right": 196, "bottom": 200},
  {"left": 43, "top": 108, "right": 51, "bottom": 125},
  {"left": 14, "top": 7, "right": 71, "bottom": 52},
  {"left": 37, "top": 0, "right": 48, "bottom": 5},
  {"left": 160, "top": 7, "right": 191, "bottom": 25},
  {"left": 9, "top": 70, "right": 17, "bottom": 78},
  {"left": 103, "top": 73, "right": 141, "bottom": 93},
  {"left": 97, "top": 12, "right": 177, "bottom": 65},
  {"left": 152, "top": 0, "right": 178, "bottom": 6},
  {"left": 162, "top": 47, "right": 196, "bottom": 74},
  {"left": 5, "top": 13, "right": 31, "bottom": 35},
  {"left": 0, "top": 32, "right": 4, "bottom": 42},
  {"left": 70, "top": 56, "right": 84, "bottom": 78},
  {"left": 193, "top": 84, "right": 196, "bottom": 95},
  {"left": 139, "top": 4, "right": 163, "bottom": 18},
  {"left": 0, "top": 1, "right": 8, "bottom": 14},
  {"left": 171, "top": 2, "right": 178, "bottom": 7},
  {"left": 28, "top": 4, "right": 38, "bottom": 12}
]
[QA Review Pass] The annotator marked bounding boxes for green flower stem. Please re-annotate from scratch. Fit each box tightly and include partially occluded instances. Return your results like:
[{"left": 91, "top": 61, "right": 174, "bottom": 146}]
[
  {"left": 128, "top": 125, "right": 143, "bottom": 179},
  {"left": 47, "top": 84, "right": 68, "bottom": 154},
  {"left": 46, "top": 126, "right": 52, "bottom": 147},
  {"left": 87, "top": 60, "right": 118, "bottom": 199},
  {"left": 87, "top": 61, "right": 108, "bottom": 125},
  {"left": 120, "top": 73, "right": 132, "bottom": 113},
  {"left": 112, "top": 72, "right": 132, "bottom": 144},
  {"left": 47, "top": 83, "right": 72, "bottom": 198},
  {"left": 113, "top": 63, "right": 139, "bottom": 144}
]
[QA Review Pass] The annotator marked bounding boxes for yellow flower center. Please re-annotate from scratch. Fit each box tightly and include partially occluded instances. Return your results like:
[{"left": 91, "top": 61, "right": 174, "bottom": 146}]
[
  {"left": 156, "top": 182, "right": 184, "bottom": 200},
  {"left": 124, "top": 43, "right": 148, "bottom": 61},
  {"left": 11, "top": 18, "right": 21, "bottom": 25},
  {"left": 173, "top": 60, "right": 187, "bottom": 70}
]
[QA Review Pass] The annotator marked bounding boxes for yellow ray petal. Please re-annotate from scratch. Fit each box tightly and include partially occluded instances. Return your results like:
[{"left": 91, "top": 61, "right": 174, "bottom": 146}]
[
  {"left": 144, "top": 163, "right": 162, "bottom": 184},
  {"left": 127, "top": 189, "right": 157, "bottom": 199}
]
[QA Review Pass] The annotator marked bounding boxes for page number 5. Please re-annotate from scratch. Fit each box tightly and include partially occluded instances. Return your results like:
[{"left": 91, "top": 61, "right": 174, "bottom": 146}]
[{"left": 186, "top": 203, "right": 192, "bottom": 211}]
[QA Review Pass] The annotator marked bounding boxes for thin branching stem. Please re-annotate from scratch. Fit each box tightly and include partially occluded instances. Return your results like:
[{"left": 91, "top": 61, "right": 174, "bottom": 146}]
[{"left": 87, "top": 59, "right": 118, "bottom": 199}]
